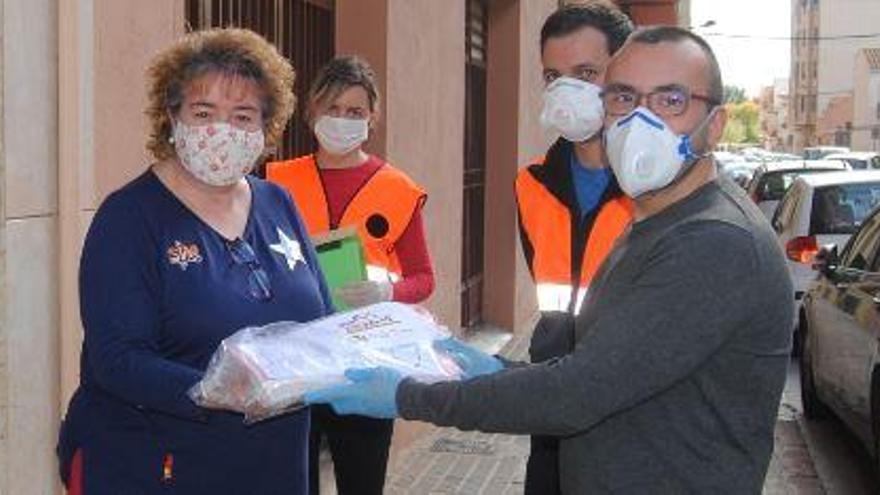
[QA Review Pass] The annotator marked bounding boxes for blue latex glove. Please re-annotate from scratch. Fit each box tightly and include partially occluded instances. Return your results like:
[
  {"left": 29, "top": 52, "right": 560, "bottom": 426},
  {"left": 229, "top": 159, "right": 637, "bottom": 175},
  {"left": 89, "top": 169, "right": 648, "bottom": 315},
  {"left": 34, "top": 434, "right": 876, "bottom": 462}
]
[
  {"left": 434, "top": 337, "right": 504, "bottom": 380},
  {"left": 303, "top": 367, "right": 402, "bottom": 419}
]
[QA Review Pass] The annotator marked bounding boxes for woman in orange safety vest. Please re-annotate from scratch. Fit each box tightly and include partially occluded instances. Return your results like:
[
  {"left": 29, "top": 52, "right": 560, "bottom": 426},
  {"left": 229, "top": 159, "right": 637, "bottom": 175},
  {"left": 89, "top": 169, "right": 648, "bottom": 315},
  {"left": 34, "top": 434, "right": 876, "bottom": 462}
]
[{"left": 267, "top": 55, "right": 434, "bottom": 495}]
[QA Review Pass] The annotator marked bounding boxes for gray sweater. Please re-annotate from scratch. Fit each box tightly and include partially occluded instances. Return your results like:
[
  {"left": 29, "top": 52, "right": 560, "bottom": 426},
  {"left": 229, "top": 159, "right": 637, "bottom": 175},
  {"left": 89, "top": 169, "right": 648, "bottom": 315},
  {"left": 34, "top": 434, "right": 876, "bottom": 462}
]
[{"left": 398, "top": 178, "right": 793, "bottom": 494}]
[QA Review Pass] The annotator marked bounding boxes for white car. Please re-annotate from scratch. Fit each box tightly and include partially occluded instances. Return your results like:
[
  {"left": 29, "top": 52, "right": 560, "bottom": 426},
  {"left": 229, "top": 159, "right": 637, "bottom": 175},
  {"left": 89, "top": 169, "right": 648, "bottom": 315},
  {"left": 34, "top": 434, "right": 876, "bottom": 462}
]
[
  {"left": 771, "top": 170, "right": 880, "bottom": 301},
  {"left": 747, "top": 159, "right": 850, "bottom": 219},
  {"left": 803, "top": 146, "right": 850, "bottom": 160},
  {"left": 824, "top": 151, "right": 880, "bottom": 170}
]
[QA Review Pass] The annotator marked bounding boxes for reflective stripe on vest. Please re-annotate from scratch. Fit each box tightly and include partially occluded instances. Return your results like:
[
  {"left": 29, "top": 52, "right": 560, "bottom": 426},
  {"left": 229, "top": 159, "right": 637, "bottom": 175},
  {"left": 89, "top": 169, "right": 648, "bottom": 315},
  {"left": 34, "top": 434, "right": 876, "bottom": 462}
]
[
  {"left": 267, "top": 155, "right": 426, "bottom": 280},
  {"left": 516, "top": 168, "right": 633, "bottom": 313},
  {"left": 535, "top": 283, "right": 590, "bottom": 314}
]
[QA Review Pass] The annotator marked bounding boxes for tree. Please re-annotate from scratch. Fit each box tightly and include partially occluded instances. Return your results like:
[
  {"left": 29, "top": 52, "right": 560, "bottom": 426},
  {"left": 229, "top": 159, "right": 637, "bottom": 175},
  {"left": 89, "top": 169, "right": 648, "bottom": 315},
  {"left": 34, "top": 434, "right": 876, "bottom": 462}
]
[
  {"left": 722, "top": 101, "right": 762, "bottom": 144},
  {"left": 723, "top": 85, "right": 746, "bottom": 104}
]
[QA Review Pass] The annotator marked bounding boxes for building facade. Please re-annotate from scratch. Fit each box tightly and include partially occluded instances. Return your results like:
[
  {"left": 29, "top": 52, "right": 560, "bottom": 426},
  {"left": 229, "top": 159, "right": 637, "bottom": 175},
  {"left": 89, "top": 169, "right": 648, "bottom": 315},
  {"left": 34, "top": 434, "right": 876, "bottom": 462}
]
[
  {"left": 853, "top": 47, "right": 880, "bottom": 151},
  {"left": 759, "top": 78, "right": 791, "bottom": 152},
  {"left": 0, "top": 1, "right": 682, "bottom": 492},
  {"left": 790, "top": 0, "right": 880, "bottom": 152},
  {"left": 789, "top": 0, "right": 820, "bottom": 152}
]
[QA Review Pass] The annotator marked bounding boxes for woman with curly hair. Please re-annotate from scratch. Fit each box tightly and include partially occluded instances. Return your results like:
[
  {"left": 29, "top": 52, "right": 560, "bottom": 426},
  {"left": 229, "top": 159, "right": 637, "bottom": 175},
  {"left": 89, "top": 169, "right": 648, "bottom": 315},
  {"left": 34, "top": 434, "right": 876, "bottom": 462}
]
[
  {"left": 56, "top": 28, "right": 332, "bottom": 494},
  {"left": 267, "top": 55, "right": 435, "bottom": 495}
]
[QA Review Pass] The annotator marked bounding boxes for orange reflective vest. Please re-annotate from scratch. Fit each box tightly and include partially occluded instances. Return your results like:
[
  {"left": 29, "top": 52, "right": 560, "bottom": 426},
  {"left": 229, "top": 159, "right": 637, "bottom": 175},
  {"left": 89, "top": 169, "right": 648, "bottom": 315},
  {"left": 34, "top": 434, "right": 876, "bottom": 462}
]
[
  {"left": 266, "top": 155, "right": 426, "bottom": 280},
  {"left": 516, "top": 160, "right": 633, "bottom": 314}
]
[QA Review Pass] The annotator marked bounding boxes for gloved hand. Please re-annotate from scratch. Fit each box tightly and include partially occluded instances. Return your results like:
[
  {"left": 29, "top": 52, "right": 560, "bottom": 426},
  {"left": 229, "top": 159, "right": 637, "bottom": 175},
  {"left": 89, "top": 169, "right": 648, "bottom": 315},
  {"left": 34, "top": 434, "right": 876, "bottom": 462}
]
[
  {"left": 434, "top": 337, "right": 504, "bottom": 380},
  {"left": 335, "top": 280, "right": 393, "bottom": 308},
  {"left": 303, "top": 367, "right": 402, "bottom": 418}
]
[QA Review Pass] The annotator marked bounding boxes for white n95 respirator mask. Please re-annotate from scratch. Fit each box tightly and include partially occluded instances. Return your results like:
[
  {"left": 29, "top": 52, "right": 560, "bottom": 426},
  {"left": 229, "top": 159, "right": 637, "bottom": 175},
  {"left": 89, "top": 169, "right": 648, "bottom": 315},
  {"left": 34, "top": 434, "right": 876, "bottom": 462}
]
[
  {"left": 539, "top": 76, "right": 604, "bottom": 143},
  {"left": 604, "top": 107, "right": 714, "bottom": 198}
]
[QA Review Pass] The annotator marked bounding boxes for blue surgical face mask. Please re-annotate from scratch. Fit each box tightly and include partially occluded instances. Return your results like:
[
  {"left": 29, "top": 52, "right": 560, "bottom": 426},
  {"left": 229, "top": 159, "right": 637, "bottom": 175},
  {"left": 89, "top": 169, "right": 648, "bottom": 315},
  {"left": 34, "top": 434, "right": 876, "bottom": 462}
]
[{"left": 604, "top": 106, "right": 715, "bottom": 198}]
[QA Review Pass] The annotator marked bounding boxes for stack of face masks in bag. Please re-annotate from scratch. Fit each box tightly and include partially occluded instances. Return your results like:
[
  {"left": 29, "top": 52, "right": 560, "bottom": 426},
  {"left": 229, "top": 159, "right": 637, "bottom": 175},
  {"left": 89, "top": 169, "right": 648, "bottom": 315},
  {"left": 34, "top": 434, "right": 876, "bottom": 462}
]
[{"left": 189, "top": 302, "right": 462, "bottom": 423}]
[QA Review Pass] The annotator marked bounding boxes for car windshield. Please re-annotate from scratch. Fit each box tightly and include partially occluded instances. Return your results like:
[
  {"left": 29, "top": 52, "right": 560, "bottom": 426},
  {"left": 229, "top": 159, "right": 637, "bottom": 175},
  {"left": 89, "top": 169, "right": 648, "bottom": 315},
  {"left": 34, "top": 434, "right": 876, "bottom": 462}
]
[
  {"left": 842, "top": 158, "right": 868, "bottom": 170},
  {"left": 809, "top": 181, "right": 880, "bottom": 234},
  {"left": 758, "top": 169, "right": 840, "bottom": 201}
]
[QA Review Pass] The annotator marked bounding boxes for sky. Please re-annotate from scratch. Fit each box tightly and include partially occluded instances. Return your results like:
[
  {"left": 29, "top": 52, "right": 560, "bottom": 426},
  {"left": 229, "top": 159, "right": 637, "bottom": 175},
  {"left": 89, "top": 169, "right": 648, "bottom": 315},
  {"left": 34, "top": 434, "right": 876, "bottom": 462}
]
[{"left": 690, "top": 0, "right": 791, "bottom": 97}]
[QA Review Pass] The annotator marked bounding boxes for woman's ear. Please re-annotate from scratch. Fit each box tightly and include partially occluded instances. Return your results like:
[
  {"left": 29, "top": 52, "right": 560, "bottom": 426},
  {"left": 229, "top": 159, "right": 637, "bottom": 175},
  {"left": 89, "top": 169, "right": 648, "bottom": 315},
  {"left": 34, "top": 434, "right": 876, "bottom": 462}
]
[{"left": 369, "top": 108, "right": 382, "bottom": 130}]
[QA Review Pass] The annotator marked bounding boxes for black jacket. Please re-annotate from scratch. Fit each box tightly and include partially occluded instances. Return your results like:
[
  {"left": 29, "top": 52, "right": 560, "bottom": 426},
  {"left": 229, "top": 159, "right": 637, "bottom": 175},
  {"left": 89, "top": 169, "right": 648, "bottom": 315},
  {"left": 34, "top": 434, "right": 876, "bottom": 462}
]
[{"left": 515, "top": 139, "right": 624, "bottom": 361}]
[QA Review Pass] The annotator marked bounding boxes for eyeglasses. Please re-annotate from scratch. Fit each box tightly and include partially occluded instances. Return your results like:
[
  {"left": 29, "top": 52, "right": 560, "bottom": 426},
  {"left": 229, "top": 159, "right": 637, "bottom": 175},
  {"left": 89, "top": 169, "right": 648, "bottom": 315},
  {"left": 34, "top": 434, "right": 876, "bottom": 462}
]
[
  {"left": 225, "top": 238, "right": 273, "bottom": 301},
  {"left": 601, "top": 84, "right": 719, "bottom": 118}
]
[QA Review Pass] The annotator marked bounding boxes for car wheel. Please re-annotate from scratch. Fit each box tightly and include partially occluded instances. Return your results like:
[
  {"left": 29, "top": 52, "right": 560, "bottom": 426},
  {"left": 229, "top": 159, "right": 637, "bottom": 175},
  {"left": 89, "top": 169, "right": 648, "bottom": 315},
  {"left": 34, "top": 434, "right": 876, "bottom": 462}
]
[
  {"left": 872, "top": 374, "right": 880, "bottom": 480},
  {"left": 791, "top": 313, "right": 805, "bottom": 357},
  {"left": 800, "top": 326, "right": 829, "bottom": 420}
]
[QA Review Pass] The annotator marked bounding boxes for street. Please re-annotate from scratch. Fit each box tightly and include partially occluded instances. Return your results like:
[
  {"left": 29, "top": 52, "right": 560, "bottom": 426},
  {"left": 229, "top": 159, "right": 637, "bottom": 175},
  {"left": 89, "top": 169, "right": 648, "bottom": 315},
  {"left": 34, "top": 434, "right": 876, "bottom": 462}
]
[{"left": 769, "top": 360, "right": 877, "bottom": 495}]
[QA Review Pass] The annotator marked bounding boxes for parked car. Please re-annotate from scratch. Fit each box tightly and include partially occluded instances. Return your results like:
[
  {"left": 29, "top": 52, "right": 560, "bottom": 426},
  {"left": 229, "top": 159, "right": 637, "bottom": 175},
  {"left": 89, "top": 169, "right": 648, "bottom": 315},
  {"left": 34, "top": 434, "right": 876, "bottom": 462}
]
[
  {"left": 799, "top": 205, "right": 880, "bottom": 472},
  {"left": 803, "top": 145, "right": 850, "bottom": 160},
  {"left": 773, "top": 171, "right": 880, "bottom": 301},
  {"left": 747, "top": 159, "right": 850, "bottom": 219},
  {"left": 714, "top": 153, "right": 761, "bottom": 189},
  {"left": 825, "top": 151, "right": 880, "bottom": 170}
]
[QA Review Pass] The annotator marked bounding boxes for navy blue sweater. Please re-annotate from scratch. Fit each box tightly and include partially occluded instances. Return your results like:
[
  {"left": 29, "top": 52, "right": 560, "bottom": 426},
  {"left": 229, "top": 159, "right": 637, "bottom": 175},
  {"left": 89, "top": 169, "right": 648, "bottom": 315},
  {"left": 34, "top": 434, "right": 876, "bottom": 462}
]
[{"left": 59, "top": 170, "right": 333, "bottom": 494}]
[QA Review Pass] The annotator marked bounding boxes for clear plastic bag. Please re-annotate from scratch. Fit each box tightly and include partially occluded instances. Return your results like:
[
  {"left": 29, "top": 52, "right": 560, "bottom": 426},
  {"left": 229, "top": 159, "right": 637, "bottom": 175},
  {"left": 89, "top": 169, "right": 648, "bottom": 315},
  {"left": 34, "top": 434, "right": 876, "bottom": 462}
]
[{"left": 189, "top": 302, "right": 462, "bottom": 423}]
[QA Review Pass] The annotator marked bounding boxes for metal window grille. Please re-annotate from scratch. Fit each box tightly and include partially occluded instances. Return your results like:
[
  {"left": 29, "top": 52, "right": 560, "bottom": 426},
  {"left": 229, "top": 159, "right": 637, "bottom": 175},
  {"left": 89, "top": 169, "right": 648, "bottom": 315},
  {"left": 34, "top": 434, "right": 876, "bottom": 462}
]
[
  {"left": 461, "top": 0, "right": 488, "bottom": 329},
  {"left": 185, "top": 0, "right": 335, "bottom": 175}
]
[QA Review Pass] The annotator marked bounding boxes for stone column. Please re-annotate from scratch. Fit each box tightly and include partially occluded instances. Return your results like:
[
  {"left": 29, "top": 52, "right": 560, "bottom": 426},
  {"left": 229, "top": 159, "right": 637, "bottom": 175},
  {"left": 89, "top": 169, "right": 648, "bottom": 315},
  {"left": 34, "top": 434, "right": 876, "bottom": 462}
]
[
  {"left": 2, "top": 0, "right": 60, "bottom": 492},
  {"left": 482, "top": 0, "right": 556, "bottom": 333}
]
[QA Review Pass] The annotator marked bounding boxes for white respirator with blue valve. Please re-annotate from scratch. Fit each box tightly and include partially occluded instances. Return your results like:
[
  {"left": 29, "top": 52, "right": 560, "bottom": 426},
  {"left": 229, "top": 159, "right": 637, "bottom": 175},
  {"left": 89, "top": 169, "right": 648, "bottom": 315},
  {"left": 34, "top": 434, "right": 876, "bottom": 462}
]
[{"left": 604, "top": 106, "right": 715, "bottom": 198}]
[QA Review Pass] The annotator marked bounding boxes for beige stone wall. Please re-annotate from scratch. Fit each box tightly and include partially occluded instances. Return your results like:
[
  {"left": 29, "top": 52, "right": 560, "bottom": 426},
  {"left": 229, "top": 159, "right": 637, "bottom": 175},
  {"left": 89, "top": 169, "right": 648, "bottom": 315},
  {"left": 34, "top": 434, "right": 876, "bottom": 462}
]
[
  {"left": 0, "top": 0, "right": 6, "bottom": 489},
  {"left": 0, "top": 1, "right": 184, "bottom": 493},
  {"left": 93, "top": 0, "right": 187, "bottom": 203},
  {"left": 336, "top": 0, "right": 389, "bottom": 158},
  {"left": 483, "top": 0, "right": 555, "bottom": 333},
  {"left": 385, "top": 0, "right": 467, "bottom": 329},
  {"left": 2, "top": 0, "right": 60, "bottom": 492}
]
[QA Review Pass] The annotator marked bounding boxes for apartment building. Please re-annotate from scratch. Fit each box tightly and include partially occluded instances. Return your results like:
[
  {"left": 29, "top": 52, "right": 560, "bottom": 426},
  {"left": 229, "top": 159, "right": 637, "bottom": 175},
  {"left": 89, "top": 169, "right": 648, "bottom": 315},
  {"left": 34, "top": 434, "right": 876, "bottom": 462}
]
[{"left": 790, "top": 0, "right": 880, "bottom": 151}]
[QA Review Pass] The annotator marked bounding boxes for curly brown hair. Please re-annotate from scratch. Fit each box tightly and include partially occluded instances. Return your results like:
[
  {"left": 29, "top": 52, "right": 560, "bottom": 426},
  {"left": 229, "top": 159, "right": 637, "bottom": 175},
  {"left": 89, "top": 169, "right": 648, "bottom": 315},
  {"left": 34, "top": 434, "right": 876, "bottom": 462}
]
[{"left": 145, "top": 28, "right": 295, "bottom": 160}]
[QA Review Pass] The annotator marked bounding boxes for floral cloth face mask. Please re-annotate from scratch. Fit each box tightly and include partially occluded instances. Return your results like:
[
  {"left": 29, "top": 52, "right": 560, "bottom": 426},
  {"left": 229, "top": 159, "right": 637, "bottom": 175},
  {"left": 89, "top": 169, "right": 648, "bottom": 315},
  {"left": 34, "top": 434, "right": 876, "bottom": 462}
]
[{"left": 173, "top": 121, "right": 265, "bottom": 187}]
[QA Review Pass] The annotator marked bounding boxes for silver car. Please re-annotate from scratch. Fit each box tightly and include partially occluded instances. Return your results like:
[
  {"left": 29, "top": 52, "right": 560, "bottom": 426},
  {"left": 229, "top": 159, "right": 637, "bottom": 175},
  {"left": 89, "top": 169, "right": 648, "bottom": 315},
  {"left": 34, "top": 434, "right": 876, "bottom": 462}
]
[{"left": 800, "top": 204, "right": 880, "bottom": 473}]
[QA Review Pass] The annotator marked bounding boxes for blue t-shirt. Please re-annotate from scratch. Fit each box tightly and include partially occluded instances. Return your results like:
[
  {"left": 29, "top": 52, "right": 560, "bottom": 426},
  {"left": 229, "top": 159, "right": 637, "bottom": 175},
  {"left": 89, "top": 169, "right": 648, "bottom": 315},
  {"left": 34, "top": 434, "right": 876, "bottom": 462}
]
[
  {"left": 570, "top": 151, "right": 612, "bottom": 218},
  {"left": 63, "top": 170, "right": 332, "bottom": 494}
]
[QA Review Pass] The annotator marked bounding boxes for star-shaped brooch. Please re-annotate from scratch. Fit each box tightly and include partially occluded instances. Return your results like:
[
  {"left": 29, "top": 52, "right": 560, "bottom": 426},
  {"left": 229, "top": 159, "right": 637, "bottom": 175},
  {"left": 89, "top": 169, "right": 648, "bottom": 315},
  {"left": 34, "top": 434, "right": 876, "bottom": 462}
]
[{"left": 270, "top": 227, "right": 306, "bottom": 270}]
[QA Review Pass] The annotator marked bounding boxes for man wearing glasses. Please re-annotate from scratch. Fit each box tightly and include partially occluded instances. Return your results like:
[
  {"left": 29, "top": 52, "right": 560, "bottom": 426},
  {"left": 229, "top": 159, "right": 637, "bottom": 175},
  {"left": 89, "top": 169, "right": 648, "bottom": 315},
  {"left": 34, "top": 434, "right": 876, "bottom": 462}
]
[{"left": 306, "top": 26, "right": 793, "bottom": 493}]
